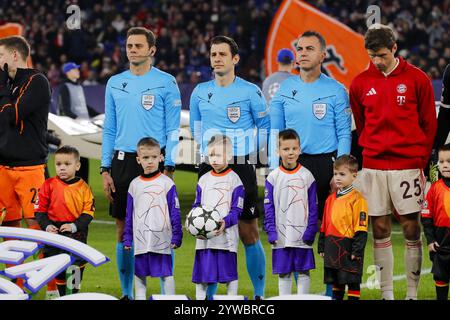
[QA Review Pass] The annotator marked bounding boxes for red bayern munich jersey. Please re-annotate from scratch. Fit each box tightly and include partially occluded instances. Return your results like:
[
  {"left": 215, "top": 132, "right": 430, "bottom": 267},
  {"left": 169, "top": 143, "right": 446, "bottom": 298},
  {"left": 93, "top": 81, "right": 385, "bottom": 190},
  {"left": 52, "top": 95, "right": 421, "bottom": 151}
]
[{"left": 350, "top": 56, "right": 436, "bottom": 170}]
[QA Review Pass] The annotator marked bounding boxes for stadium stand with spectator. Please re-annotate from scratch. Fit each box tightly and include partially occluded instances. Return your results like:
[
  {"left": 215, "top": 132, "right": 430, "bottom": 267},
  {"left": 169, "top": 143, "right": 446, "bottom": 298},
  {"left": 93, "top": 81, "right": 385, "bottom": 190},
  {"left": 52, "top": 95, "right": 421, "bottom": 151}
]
[{"left": 1, "top": 0, "right": 447, "bottom": 105}]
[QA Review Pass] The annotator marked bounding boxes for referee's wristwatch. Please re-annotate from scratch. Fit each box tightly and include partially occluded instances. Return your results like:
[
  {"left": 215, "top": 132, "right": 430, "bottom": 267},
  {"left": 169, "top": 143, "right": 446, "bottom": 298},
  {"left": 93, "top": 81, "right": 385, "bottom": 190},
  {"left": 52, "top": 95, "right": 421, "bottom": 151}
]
[
  {"left": 100, "top": 167, "right": 111, "bottom": 175},
  {"left": 164, "top": 165, "right": 175, "bottom": 173}
]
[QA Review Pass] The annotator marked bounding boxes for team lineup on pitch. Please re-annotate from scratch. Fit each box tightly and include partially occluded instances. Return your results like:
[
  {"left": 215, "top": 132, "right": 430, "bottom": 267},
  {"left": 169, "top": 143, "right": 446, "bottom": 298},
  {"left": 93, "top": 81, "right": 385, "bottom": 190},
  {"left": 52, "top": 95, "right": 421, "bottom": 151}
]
[{"left": 0, "top": 165, "right": 438, "bottom": 300}]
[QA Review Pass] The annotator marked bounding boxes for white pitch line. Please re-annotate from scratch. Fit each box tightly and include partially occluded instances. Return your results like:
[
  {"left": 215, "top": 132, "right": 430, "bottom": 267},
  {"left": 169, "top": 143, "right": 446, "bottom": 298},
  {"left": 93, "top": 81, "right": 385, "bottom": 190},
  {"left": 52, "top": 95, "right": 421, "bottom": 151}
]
[
  {"left": 92, "top": 220, "right": 115, "bottom": 225},
  {"left": 361, "top": 268, "right": 432, "bottom": 289},
  {"left": 93, "top": 220, "right": 406, "bottom": 235}
]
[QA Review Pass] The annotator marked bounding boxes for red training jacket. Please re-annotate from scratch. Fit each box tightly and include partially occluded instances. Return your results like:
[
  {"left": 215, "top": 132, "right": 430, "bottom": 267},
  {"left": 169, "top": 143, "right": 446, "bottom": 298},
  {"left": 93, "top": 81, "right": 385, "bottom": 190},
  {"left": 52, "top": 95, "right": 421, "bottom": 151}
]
[{"left": 350, "top": 56, "right": 437, "bottom": 170}]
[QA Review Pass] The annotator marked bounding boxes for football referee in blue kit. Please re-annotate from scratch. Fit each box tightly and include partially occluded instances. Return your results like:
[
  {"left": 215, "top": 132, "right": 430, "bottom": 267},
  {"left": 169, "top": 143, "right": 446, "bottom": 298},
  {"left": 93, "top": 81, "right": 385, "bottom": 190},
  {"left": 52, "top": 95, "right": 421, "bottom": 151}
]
[
  {"left": 269, "top": 31, "right": 352, "bottom": 296},
  {"left": 190, "top": 35, "right": 270, "bottom": 299},
  {"left": 101, "top": 27, "right": 182, "bottom": 300}
]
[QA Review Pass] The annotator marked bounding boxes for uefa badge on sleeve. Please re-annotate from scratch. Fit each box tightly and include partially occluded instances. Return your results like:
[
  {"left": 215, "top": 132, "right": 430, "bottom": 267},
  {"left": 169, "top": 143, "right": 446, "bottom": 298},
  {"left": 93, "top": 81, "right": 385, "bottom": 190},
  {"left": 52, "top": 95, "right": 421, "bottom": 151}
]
[
  {"left": 359, "top": 211, "right": 367, "bottom": 226},
  {"left": 141, "top": 94, "right": 155, "bottom": 110},
  {"left": 312, "top": 103, "right": 327, "bottom": 120}
]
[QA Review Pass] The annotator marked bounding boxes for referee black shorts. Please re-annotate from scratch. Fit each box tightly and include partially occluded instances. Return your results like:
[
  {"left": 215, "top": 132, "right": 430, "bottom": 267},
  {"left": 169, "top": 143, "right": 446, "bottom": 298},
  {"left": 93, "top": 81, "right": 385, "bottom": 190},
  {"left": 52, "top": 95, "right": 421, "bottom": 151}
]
[
  {"left": 109, "top": 149, "right": 165, "bottom": 220},
  {"left": 198, "top": 155, "right": 259, "bottom": 220},
  {"left": 297, "top": 151, "right": 336, "bottom": 221}
]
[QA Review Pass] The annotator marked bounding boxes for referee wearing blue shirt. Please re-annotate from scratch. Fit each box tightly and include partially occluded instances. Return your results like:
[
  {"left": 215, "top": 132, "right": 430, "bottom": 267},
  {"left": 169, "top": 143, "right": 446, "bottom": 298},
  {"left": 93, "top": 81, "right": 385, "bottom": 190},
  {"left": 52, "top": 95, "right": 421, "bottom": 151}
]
[
  {"left": 190, "top": 36, "right": 270, "bottom": 299},
  {"left": 101, "top": 27, "right": 181, "bottom": 300},
  {"left": 270, "top": 31, "right": 351, "bottom": 297}
]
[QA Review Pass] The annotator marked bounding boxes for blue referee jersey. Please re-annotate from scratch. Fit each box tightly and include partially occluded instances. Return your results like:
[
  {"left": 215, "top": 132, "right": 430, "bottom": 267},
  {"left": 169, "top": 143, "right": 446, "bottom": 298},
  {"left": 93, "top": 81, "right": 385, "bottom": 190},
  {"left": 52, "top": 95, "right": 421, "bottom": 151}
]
[
  {"left": 269, "top": 73, "right": 351, "bottom": 168},
  {"left": 101, "top": 67, "right": 181, "bottom": 167},
  {"left": 189, "top": 77, "right": 270, "bottom": 157}
]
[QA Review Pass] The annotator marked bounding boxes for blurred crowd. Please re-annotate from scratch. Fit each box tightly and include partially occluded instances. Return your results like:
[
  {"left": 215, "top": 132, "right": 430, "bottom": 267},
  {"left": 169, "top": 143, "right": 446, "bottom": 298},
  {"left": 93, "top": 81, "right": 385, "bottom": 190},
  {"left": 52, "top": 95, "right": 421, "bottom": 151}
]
[
  {"left": 0, "top": 0, "right": 448, "bottom": 89},
  {"left": 0, "top": 0, "right": 276, "bottom": 87}
]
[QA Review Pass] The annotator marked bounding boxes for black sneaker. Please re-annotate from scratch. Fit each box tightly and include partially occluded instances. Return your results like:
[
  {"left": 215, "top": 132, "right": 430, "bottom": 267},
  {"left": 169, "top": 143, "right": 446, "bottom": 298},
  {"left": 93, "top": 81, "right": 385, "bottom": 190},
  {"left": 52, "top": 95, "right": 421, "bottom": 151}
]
[{"left": 120, "top": 295, "right": 130, "bottom": 300}]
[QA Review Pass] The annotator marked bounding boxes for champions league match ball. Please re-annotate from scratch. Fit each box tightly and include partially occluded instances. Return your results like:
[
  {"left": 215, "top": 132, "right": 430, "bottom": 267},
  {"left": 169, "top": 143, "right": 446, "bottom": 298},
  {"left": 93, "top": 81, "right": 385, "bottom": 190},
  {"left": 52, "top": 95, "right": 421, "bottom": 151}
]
[{"left": 185, "top": 206, "right": 222, "bottom": 239}]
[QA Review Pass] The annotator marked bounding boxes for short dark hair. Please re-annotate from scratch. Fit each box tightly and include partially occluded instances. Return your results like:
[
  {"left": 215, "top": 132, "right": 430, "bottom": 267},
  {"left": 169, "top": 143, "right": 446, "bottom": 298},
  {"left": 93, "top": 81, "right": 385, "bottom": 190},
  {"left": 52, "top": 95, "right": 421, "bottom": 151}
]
[
  {"left": 278, "top": 129, "right": 300, "bottom": 145},
  {"left": 137, "top": 137, "right": 160, "bottom": 150},
  {"left": 55, "top": 145, "right": 80, "bottom": 162},
  {"left": 210, "top": 35, "right": 239, "bottom": 56},
  {"left": 299, "top": 30, "right": 326, "bottom": 51},
  {"left": 333, "top": 154, "right": 359, "bottom": 173},
  {"left": 438, "top": 143, "right": 450, "bottom": 153},
  {"left": 364, "top": 24, "right": 396, "bottom": 51},
  {"left": 127, "top": 27, "right": 156, "bottom": 48},
  {"left": 0, "top": 36, "right": 30, "bottom": 61}
]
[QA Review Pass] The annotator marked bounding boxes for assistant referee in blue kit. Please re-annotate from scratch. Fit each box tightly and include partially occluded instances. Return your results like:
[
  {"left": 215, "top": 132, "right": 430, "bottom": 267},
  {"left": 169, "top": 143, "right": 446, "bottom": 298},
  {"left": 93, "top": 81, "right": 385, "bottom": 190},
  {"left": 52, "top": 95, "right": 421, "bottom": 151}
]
[
  {"left": 270, "top": 31, "right": 352, "bottom": 297},
  {"left": 190, "top": 35, "right": 270, "bottom": 299},
  {"left": 101, "top": 27, "right": 182, "bottom": 300}
]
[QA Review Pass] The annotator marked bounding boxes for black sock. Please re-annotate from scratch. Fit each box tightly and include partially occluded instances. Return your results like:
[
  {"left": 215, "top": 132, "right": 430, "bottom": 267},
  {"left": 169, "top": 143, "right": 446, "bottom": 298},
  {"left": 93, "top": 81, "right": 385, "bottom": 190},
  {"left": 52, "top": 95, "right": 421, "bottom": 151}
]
[
  {"left": 332, "top": 284, "right": 345, "bottom": 300},
  {"left": 347, "top": 283, "right": 361, "bottom": 300},
  {"left": 435, "top": 281, "right": 449, "bottom": 300},
  {"left": 56, "top": 270, "right": 67, "bottom": 296}
]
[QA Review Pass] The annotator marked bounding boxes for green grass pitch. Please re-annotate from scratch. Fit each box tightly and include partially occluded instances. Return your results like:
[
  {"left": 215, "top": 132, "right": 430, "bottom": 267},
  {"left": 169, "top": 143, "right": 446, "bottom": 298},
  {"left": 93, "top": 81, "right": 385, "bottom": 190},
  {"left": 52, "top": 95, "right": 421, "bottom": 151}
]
[{"left": 2, "top": 158, "right": 437, "bottom": 300}]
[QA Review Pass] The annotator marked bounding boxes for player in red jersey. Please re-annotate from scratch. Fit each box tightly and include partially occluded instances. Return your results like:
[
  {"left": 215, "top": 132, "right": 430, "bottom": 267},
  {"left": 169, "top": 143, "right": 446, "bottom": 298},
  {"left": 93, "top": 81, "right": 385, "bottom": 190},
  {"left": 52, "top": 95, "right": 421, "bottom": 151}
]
[{"left": 350, "top": 24, "right": 437, "bottom": 299}]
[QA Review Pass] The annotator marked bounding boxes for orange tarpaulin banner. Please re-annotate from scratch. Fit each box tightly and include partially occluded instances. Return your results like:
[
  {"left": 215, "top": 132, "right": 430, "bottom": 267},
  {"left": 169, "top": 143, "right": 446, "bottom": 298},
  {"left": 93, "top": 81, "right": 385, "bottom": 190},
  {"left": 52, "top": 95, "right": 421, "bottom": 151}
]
[
  {"left": 0, "top": 23, "right": 33, "bottom": 67},
  {"left": 265, "top": 0, "right": 369, "bottom": 89}
]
